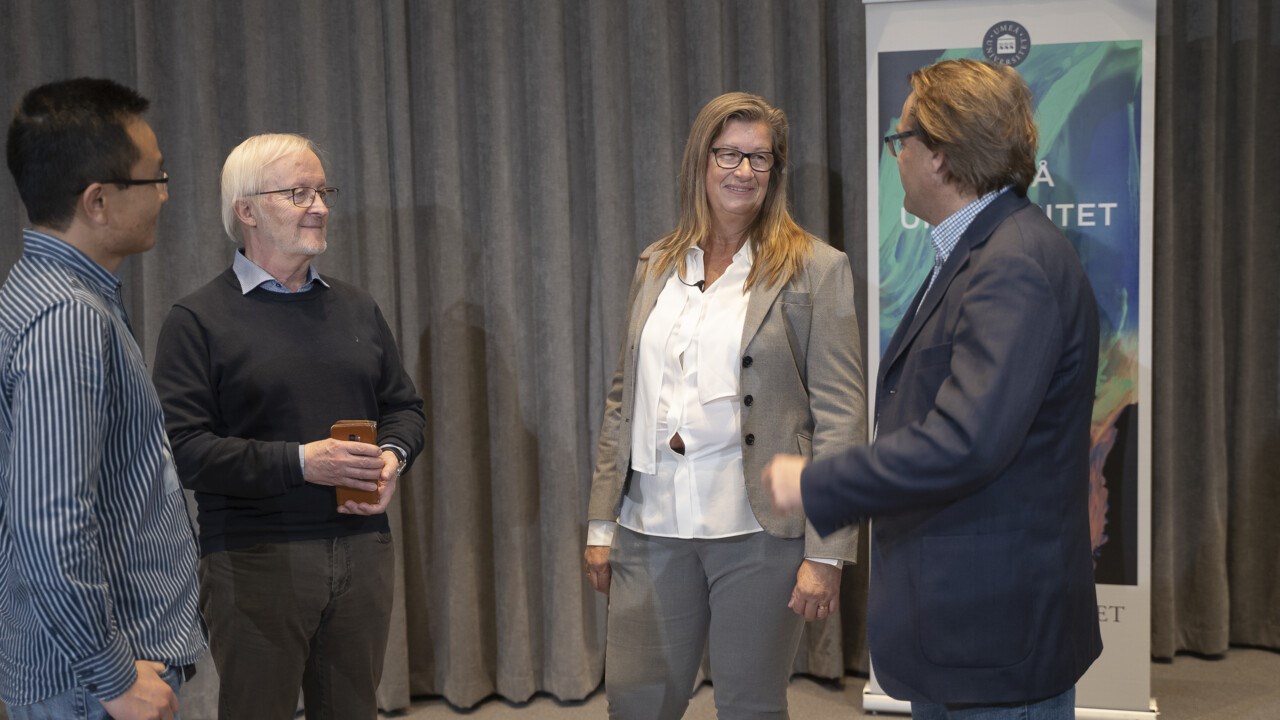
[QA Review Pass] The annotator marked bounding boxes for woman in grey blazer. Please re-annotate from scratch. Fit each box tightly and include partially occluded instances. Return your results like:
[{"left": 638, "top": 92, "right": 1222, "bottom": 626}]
[{"left": 584, "top": 92, "right": 866, "bottom": 719}]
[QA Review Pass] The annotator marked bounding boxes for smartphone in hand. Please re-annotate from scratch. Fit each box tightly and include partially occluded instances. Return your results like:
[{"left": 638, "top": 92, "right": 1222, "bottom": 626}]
[{"left": 331, "top": 420, "right": 380, "bottom": 507}]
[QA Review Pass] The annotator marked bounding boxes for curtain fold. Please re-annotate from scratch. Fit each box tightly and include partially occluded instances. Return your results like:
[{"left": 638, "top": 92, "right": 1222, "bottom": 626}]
[
  {"left": 1150, "top": 0, "right": 1280, "bottom": 659},
  {"left": 1, "top": 2, "right": 1275, "bottom": 718}
]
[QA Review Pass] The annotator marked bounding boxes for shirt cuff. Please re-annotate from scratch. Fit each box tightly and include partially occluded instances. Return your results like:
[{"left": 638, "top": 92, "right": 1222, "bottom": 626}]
[
  {"left": 379, "top": 443, "right": 409, "bottom": 461},
  {"left": 69, "top": 632, "right": 136, "bottom": 702},
  {"left": 587, "top": 520, "right": 617, "bottom": 547},
  {"left": 805, "top": 556, "right": 843, "bottom": 569}
]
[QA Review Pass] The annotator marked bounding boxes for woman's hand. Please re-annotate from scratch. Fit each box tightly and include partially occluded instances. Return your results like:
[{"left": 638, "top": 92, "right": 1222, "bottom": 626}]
[
  {"left": 584, "top": 545, "right": 612, "bottom": 595},
  {"left": 789, "top": 559, "right": 841, "bottom": 621}
]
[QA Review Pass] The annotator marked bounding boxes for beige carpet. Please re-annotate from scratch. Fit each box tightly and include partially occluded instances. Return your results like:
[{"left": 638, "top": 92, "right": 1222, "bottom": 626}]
[
  {"left": 7, "top": 649, "right": 1270, "bottom": 719},
  {"left": 387, "top": 647, "right": 1280, "bottom": 719}
]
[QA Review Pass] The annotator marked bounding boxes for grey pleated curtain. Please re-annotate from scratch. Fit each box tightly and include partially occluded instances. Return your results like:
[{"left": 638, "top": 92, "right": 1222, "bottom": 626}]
[
  {"left": 0, "top": 1, "right": 1275, "bottom": 718},
  {"left": 1150, "top": 0, "right": 1279, "bottom": 658}
]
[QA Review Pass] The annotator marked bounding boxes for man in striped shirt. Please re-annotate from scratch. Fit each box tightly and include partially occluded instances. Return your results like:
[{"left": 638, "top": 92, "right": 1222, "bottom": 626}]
[{"left": 0, "top": 79, "right": 205, "bottom": 720}]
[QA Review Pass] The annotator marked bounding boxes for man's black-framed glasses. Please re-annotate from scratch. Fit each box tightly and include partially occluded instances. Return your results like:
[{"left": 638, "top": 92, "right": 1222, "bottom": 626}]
[
  {"left": 884, "top": 130, "right": 921, "bottom": 158},
  {"left": 98, "top": 170, "right": 170, "bottom": 188},
  {"left": 710, "top": 147, "right": 776, "bottom": 172},
  {"left": 250, "top": 186, "right": 339, "bottom": 208}
]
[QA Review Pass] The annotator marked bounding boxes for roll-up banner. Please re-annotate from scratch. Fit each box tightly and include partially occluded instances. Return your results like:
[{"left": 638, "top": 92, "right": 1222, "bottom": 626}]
[{"left": 862, "top": 1, "right": 1156, "bottom": 717}]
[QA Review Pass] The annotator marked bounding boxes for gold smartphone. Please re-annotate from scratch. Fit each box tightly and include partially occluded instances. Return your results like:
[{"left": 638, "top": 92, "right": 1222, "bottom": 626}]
[{"left": 330, "top": 420, "right": 381, "bottom": 507}]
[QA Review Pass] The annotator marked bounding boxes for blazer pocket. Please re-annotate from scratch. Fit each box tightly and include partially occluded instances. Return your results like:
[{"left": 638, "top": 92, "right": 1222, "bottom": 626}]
[
  {"left": 914, "top": 341, "right": 952, "bottom": 368},
  {"left": 797, "top": 434, "right": 812, "bottom": 460},
  {"left": 918, "top": 531, "right": 1033, "bottom": 669},
  {"left": 780, "top": 291, "right": 811, "bottom": 306}
]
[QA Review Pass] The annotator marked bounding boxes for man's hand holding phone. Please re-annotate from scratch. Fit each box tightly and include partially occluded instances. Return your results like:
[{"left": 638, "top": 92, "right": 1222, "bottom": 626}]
[{"left": 303, "top": 421, "right": 383, "bottom": 505}]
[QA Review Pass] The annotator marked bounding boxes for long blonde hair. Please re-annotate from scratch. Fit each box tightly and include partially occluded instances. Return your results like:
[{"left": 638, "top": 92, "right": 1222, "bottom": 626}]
[{"left": 648, "top": 92, "right": 811, "bottom": 289}]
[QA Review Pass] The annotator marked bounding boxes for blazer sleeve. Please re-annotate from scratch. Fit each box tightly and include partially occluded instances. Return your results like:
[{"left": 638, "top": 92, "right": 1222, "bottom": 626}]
[
  {"left": 801, "top": 249, "right": 868, "bottom": 560},
  {"left": 802, "top": 239, "right": 1067, "bottom": 534}
]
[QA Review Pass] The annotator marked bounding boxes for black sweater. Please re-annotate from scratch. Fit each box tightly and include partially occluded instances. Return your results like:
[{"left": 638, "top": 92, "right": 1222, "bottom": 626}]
[{"left": 153, "top": 269, "right": 425, "bottom": 555}]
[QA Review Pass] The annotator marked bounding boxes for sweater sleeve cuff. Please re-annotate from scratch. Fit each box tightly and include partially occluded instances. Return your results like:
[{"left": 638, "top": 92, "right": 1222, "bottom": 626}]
[{"left": 70, "top": 632, "right": 136, "bottom": 702}]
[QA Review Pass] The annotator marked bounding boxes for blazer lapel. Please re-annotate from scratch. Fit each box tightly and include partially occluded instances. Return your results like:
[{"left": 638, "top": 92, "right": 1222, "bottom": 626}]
[
  {"left": 627, "top": 258, "right": 674, "bottom": 353},
  {"left": 877, "top": 273, "right": 932, "bottom": 393},
  {"left": 882, "top": 191, "right": 1031, "bottom": 374},
  {"left": 740, "top": 279, "right": 785, "bottom": 354},
  {"left": 630, "top": 246, "right": 783, "bottom": 360}
]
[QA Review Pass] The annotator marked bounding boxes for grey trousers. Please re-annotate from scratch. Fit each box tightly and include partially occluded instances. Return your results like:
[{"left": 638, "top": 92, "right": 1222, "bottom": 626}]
[
  {"left": 199, "top": 532, "right": 394, "bottom": 720},
  {"left": 605, "top": 527, "right": 806, "bottom": 720}
]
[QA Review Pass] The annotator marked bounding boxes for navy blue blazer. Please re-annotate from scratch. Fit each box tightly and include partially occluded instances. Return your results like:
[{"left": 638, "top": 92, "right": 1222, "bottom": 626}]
[{"left": 802, "top": 191, "right": 1103, "bottom": 704}]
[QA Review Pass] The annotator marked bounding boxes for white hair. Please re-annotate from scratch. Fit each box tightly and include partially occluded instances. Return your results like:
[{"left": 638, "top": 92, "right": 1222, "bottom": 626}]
[{"left": 220, "top": 133, "right": 320, "bottom": 241}]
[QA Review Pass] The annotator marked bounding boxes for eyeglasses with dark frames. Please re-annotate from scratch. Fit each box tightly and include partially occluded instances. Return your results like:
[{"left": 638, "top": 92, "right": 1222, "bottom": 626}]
[
  {"left": 884, "top": 130, "right": 922, "bottom": 158},
  {"left": 709, "top": 147, "right": 776, "bottom": 172},
  {"left": 95, "top": 171, "right": 170, "bottom": 188},
  {"left": 250, "top": 186, "right": 339, "bottom": 208}
]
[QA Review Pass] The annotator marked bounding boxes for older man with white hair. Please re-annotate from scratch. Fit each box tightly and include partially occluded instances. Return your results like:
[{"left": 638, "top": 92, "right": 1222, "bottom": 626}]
[{"left": 153, "top": 133, "right": 424, "bottom": 720}]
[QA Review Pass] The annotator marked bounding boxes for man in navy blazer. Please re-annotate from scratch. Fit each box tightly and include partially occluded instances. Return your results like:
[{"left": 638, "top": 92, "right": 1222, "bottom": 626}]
[{"left": 765, "top": 59, "right": 1102, "bottom": 719}]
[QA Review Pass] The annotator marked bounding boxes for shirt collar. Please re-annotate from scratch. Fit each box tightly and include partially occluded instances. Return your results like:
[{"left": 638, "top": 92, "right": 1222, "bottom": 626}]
[
  {"left": 232, "top": 248, "right": 328, "bottom": 295},
  {"left": 685, "top": 239, "right": 755, "bottom": 274},
  {"left": 929, "top": 186, "right": 1009, "bottom": 267},
  {"left": 21, "top": 229, "right": 123, "bottom": 296}
]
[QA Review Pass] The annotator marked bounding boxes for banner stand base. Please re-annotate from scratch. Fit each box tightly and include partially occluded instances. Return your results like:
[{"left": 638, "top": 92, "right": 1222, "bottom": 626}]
[
  {"left": 862, "top": 689, "right": 1159, "bottom": 719},
  {"left": 862, "top": 687, "right": 911, "bottom": 714}
]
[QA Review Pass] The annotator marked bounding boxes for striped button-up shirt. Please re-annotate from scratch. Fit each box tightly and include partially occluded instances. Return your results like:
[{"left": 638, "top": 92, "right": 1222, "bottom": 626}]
[{"left": 0, "top": 230, "right": 205, "bottom": 706}]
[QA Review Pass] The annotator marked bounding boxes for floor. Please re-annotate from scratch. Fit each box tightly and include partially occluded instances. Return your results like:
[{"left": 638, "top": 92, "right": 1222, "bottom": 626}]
[{"left": 384, "top": 647, "right": 1280, "bottom": 719}]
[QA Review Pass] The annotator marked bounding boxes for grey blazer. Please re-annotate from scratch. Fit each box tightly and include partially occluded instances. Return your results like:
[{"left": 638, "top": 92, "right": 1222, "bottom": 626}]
[{"left": 588, "top": 238, "right": 865, "bottom": 560}]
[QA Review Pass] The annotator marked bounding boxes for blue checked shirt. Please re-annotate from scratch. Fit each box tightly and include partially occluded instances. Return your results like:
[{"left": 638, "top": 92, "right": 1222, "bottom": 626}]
[
  {"left": 923, "top": 187, "right": 1009, "bottom": 296},
  {"left": 0, "top": 230, "right": 205, "bottom": 706}
]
